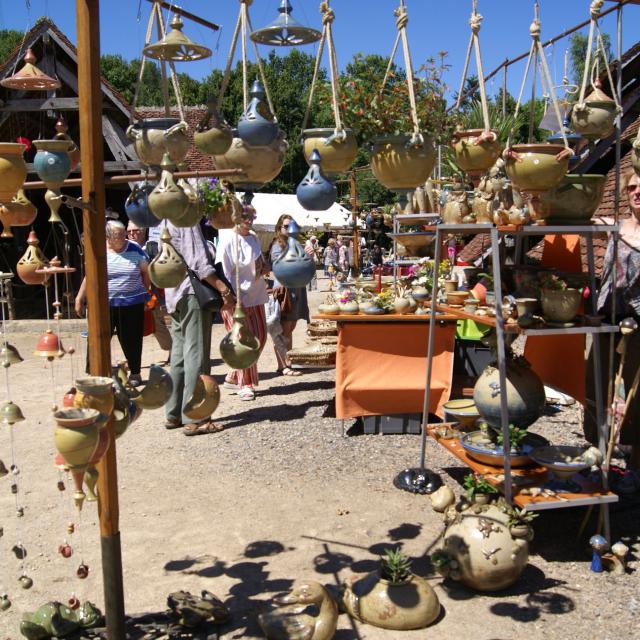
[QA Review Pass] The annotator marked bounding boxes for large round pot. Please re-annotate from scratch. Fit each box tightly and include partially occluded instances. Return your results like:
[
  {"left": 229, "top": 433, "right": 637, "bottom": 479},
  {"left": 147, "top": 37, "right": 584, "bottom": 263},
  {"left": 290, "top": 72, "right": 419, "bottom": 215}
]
[
  {"left": 451, "top": 129, "right": 501, "bottom": 173},
  {"left": 342, "top": 572, "right": 440, "bottom": 630},
  {"left": 504, "top": 144, "right": 569, "bottom": 193},
  {"left": 33, "top": 139, "right": 72, "bottom": 189},
  {"left": 125, "top": 183, "right": 161, "bottom": 228},
  {"left": 0, "top": 142, "right": 27, "bottom": 202},
  {"left": 570, "top": 87, "right": 617, "bottom": 141},
  {"left": 539, "top": 174, "right": 606, "bottom": 225},
  {"left": 433, "top": 502, "right": 529, "bottom": 591},
  {"left": 53, "top": 408, "right": 101, "bottom": 470},
  {"left": 301, "top": 127, "right": 358, "bottom": 175},
  {"left": 272, "top": 236, "right": 316, "bottom": 288},
  {"left": 212, "top": 130, "right": 287, "bottom": 187},
  {"left": 540, "top": 288, "right": 582, "bottom": 323},
  {"left": 127, "top": 118, "right": 189, "bottom": 167},
  {"left": 370, "top": 134, "right": 436, "bottom": 190},
  {"left": 473, "top": 357, "right": 545, "bottom": 430}
]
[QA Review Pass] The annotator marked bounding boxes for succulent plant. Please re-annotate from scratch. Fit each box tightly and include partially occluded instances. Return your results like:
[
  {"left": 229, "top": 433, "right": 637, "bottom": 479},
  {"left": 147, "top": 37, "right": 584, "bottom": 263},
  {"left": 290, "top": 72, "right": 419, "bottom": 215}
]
[{"left": 380, "top": 548, "right": 412, "bottom": 583}]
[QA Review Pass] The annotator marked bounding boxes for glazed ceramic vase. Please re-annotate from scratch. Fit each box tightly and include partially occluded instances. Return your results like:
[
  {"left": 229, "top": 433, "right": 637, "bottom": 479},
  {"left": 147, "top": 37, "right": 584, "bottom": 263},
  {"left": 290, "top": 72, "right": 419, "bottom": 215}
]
[
  {"left": 570, "top": 85, "right": 618, "bottom": 141},
  {"left": 219, "top": 305, "right": 262, "bottom": 370},
  {"left": 17, "top": 231, "right": 49, "bottom": 285},
  {"left": 74, "top": 376, "right": 114, "bottom": 419},
  {"left": 125, "top": 183, "right": 161, "bottom": 228},
  {"left": 370, "top": 134, "right": 436, "bottom": 190},
  {"left": 272, "top": 230, "right": 316, "bottom": 288},
  {"left": 149, "top": 228, "right": 188, "bottom": 288},
  {"left": 132, "top": 364, "right": 173, "bottom": 410},
  {"left": 33, "top": 139, "right": 72, "bottom": 189},
  {"left": 341, "top": 572, "right": 440, "bottom": 630},
  {"left": 296, "top": 149, "right": 337, "bottom": 211},
  {"left": 473, "top": 356, "right": 545, "bottom": 430},
  {"left": 504, "top": 143, "right": 569, "bottom": 194},
  {"left": 0, "top": 142, "right": 27, "bottom": 203},
  {"left": 127, "top": 118, "right": 189, "bottom": 167},
  {"left": 540, "top": 288, "right": 582, "bottom": 323},
  {"left": 194, "top": 97, "right": 233, "bottom": 156},
  {"left": 148, "top": 154, "right": 189, "bottom": 223},
  {"left": 301, "top": 127, "right": 358, "bottom": 175},
  {"left": 451, "top": 129, "right": 501, "bottom": 173},
  {"left": 237, "top": 80, "right": 279, "bottom": 147},
  {"left": 538, "top": 174, "right": 606, "bottom": 225},
  {"left": 433, "top": 502, "right": 529, "bottom": 591}
]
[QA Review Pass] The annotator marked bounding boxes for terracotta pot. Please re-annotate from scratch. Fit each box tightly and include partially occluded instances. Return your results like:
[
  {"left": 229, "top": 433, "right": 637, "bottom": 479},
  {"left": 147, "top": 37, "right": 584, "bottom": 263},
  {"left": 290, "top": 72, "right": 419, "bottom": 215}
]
[
  {"left": 213, "top": 130, "right": 287, "bottom": 187},
  {"left": 148, "top": 155, "right": 190, "bottom": 223},
  {"left": 370, "top": 134, "right": 436, "bottom": 190},
  {"left": 219, "top": 305, "right": 262, "bottom": 370},
  {"left": 504, "top": 144, "right": 569, "bottom": 193},
  {"left": 126, "top": 118, "right": 189, "bottom": 167},
  {"left": 149, "top": 228, "right": 188, "bottom": 288},
  {"left": 539, "top": 174, "right": 606, "bottom": 225},
  {"left": 207, "top": 197, "right": 241, "bottom": 230},
  {"left": 74, "top": 376, "right": 114, "bottom": 418},
  {"left": 540, "top": 288, "right": 582, "bottom": 323},
  {"left": 342, "top": 572, "right": 440, "bottom": 630},
  {"left": 1, "top": 189, "right": 37, "bottom": 228},
  {"left": 473, "top": 357, "right": 545, "bottom": 430},
  {"left": 17, "top": 231, "right": 48, "bottom": 285},
  {"left": 194, "top": 99, "right": 233, "bottom": 156},
  {"left": 301, "top": 127, "right": 358, "bottom": 175},
  {"left": 53, "top": 408, "right": 101, "bottom": 470},
  {"left": 451, "top": 129, "right": 501, "bottom": 173},
  {"left": 0, "top": 142, "right": 27, "bottom": 202},
  {"left": 33, "top": 139, "right": 72, "bottom": 189}
]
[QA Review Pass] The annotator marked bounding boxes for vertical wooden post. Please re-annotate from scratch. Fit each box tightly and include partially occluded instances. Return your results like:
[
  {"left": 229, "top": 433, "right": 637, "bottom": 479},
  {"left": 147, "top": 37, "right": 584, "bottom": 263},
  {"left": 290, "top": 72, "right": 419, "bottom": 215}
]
[
  {"left": 76, "top": 1, "right": 126, "bottom": 638},
  {"left": 349, "top": 171, "right": 360, "bottom": 278}
]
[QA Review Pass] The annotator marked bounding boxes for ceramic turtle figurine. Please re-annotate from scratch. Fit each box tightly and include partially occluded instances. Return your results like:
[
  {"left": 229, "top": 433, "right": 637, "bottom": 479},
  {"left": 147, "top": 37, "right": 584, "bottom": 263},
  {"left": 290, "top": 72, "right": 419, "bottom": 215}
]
[
  {"left": 20, "top": 601, "right": 102, "bottom": 639},
  {"left": 167, "top": 590, "right": 230, "bottom": 628}
]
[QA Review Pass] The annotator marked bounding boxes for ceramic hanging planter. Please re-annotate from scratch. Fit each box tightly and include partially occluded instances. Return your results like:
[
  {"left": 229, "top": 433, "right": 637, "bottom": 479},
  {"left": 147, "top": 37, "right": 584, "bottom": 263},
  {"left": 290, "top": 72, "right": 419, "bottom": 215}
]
[
  {"left": 370, "top": 134, "right": 436, "bottom": 190},
  {"left": 33, "top": 139, "right": 72, "bottom": 189},
  {"left": 570, "top": 84, "right": 618, "bottom": 141},
  {"left": 125, "top": 183, "right": 161, "bottom": 228},
  {"left": 126, "top": 118, "right": 190, "bottom": 167},
  {"left": 296, "top": 149, "right": 337, "bottom": 211},
  {"left": 194, "top": 97, "right": 233, "bottom": 156},
  {"left": 504, "top": 143, "right": 570, "bottom": 194},
  {"left": 301, "top": 128, "right": 358, "bottom": 175},
  {"left": 17, "top": 231, "right": 49, "bottom": 285},
  {"left": 131, "top": 364, "right": 173, "bottom": 410},
  {"left": 148, "top": 154, "right": 190, "bottom": 222},
  {"left": 74, "top": 376, "right": 115, "bottom": 419},
  {"left": 272, "top": 219, "right": 316, "bottom": 287},
  {"left": 1, "top": 189, "right": 37, "bottom": 228},
  {"left": 538, "top": 174, "right": 606, "bottom": 225},
  {"left": 175, "top": 176, "right": 204, "bottom": 227},
  {"left": 451, "top": 129, "right": 501, "bottom": 173},
  {"left": 149, "top": 228, "right": 188, "bottom": 288},
  {"left": 207, "top": 196, "right": 242, "bottom": 230},
  {"left": 220, "top": 305, "right": 262, "bottom": 370},
  {"left": 53, "top": 408, "right": 101, "bottom": 471},
  {"left": 237, "top": 80, "right": 280, "bottom": 147},
  {"left": 0, "top": 142, "right": 27, "bottom": 203}
]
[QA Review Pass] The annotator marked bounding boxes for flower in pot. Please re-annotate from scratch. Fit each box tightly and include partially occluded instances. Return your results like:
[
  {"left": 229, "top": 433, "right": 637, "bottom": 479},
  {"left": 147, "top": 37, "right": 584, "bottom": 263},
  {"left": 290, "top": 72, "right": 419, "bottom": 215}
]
[
  {"left": 538, "top": 273, "right": 584, "bottom": 324},
  {"left": 462, "top": 473, "right": 499, "bottom": 504},
  {"left": 198, "top": 178, "right": 239, "bottom": 230},
  {"left": 338, "top": 288, "right": 358, "bottom": 314}
]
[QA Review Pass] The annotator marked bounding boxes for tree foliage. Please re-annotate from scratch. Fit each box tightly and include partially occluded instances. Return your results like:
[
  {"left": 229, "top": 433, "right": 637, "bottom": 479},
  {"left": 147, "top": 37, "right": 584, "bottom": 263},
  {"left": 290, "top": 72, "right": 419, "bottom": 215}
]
[
  {"left": 569, "top": 31, "right": 613, "bottom": 90},
  {"left": 0, "top": 29, "right": 24, "bottom": 65}
]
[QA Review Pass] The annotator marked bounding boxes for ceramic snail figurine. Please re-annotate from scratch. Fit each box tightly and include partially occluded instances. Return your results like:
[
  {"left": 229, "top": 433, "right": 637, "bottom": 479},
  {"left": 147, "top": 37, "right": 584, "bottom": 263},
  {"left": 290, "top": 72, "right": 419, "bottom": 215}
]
[
  {"left": 147, "top": 154, "right": 189, "bottom": 223},
  {"left": 296, "top": 149, "right": 337, "bottom": 211},
  {"left": 20, "top": 601, "right": 103, "bottom": 640},
  {"left": 258, "top": 581, "right": 338, "bottom": 640},
  {"left": 194, "top": 96, "right": 233, "bottom": 156},
  {"left": 237, "top": 80, "right": 279, "bottom": 147},
  {"left": 149, "top": 228, "right": 188, "bottom": 289},
  {"left": 272, "top": 219, "right": 316, "bottom": 288}
]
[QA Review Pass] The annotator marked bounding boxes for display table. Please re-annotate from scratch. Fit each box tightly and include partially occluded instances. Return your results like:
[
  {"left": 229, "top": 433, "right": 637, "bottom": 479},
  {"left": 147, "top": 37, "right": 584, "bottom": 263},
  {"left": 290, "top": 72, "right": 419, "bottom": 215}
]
[{"left": 314, "top": 313, "right": 457, "bottom": 420}]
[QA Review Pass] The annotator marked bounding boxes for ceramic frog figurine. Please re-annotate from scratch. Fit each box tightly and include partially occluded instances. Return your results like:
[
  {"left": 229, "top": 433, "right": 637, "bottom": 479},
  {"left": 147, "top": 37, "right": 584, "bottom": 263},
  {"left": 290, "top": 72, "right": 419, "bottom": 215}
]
[{"left": 20, "top": 601, "right": 102, "bottom": 640}]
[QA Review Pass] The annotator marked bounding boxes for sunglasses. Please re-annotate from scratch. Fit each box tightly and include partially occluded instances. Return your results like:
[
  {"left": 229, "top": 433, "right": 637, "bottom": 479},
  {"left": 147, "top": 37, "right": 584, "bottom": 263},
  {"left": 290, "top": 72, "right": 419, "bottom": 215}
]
[{"left": 626, "top": 183, "right": 640, "bottom": 192}]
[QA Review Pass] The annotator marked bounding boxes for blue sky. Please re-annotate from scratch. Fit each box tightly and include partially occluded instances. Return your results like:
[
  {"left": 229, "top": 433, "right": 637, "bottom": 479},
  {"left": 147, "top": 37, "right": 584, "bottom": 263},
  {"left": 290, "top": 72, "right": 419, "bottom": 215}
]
[{"left": 0, "top": 0, "right": 636, "bottom": 102}]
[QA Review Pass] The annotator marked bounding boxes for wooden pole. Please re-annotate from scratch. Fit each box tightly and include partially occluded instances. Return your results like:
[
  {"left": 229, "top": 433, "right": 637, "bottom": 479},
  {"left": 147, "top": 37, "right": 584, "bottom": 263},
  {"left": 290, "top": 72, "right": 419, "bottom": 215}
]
[
  {"left": 349, "top": 171, "right": 360, "bottom": 278},
  {"left": 76, "top": 1, "right": 126, "bottom": 638}
]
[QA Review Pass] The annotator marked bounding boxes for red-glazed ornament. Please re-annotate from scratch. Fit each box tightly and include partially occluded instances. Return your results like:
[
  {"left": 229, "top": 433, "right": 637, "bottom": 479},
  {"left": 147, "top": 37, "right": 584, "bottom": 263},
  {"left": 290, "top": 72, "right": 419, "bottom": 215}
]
[
  {"left": 68, "top": 596, "right": 80, "bottom": 610},
  {"left": 77, "top": 563, "right": 89, "bottom": 579},
  {"left": 62, "top": 388, "right": 77, "bottom": 408},
  {"left": 58, "top": 543, "right": 73, "bottom": 558}
]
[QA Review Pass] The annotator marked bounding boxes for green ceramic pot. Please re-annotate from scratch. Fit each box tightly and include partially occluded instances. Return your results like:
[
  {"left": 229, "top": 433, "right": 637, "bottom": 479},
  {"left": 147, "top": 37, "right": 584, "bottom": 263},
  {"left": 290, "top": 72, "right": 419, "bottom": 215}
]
[
  {"left": 301, "top": 127, "right": 358, "bottom": 175},
  {"left": 504, "top": 144, "right": 569, "bottom": 193},
  {"left": 570, "top": 101, "right": 617, "bottom": 140},
  {"left": 220, "top": 306, "right": 262, "bottom": 370},
  {"left": 53, "top": 408, "right": 100, "bottom": 469},
  {"left": 451, "top": 129, "right": 501, "bottom": 173},
  {"left": 539, "top": 174, "right": 606, "bottom": 224},
  {"left": 370, "top": 134, "right": 436, "bottom": 190},
  {"left": 540, "top": 288, "right": 582, "bottom": 323}
]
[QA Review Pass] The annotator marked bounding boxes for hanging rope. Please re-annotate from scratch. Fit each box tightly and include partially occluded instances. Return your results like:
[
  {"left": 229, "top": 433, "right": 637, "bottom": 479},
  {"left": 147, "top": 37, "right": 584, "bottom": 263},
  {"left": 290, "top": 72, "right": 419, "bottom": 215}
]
[
  {"left": 218, "top": 10, "right": 243, "bottom": 104},
  {"left": 245, "top": 11, "right": 277, "bottom": 120},
  {"left": 300, "top": 1, "right": 344, "bottom": 141}
]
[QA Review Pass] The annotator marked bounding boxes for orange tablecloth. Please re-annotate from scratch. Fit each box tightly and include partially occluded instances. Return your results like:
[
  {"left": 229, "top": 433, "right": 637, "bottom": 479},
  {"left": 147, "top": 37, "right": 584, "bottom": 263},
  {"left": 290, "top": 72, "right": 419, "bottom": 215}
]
[{"left": 335, "top": 321, "right": 456, "bottom": 419}]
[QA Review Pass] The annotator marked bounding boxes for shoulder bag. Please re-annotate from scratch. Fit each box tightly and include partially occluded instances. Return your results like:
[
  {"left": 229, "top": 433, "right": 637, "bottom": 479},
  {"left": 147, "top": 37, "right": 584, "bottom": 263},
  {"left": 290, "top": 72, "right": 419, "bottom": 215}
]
[{"left": 186, "top": 232, "right": 224, "bottom": 312}]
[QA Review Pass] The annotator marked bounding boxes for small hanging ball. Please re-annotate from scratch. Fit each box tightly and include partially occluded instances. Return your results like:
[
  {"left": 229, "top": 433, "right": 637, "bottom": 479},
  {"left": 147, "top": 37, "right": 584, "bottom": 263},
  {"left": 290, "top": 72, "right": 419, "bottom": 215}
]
[
  {"left": 12, "top": 544, "right": 26, "bottom": 560},
  {"left": 10, "top": 483, "right": 18, "bottom": 494},
  {"left": 16, "top": 506, "right": 24, "bottom": 517},
  {"left": 67, "top": 522, "right": 75, "bottom": 535},
  {"left": 2, "top": 361, "right": 9, "bottom": 368},
  {"left": 19, "top": 575, "right": 33, "bottom": 590},
  {"left": 68, "top": 596, "right": 80, "bottom": 610},
  {"left": 11, "top": 464, "right": 19, "bottom": 476},
  {"left": 58, "top": 543, "right": 73, "bottom": 558},
  {"left": 77, "top": 563, "right": 89, "bottom": 579},
  {"left": 67, "top": 347, "right": 76, "bottom": 355},
  {"left": 0, "top": 594, "right": 11, "bottom": 611},
  {"left": 57, "top": 480, "right": 66, "bottom": 492}
]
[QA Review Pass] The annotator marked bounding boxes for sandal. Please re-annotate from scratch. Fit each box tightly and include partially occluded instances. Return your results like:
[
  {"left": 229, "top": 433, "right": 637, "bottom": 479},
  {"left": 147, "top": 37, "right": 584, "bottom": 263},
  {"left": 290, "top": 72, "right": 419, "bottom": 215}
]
[
  {"left": 165, "top": 418, "right": 183, "bottom": 430},
  {"left": 238, "top": 387, "right": 255, "bottom": 401},
  {"left": 279, "top": 367, "right": 302, "bottom": 377},
  {"left": 183, "top": 421, "right": 225, "bottom": 436},
  {"left": 222, "top": 378, "right": 238, "bottom": 391}
]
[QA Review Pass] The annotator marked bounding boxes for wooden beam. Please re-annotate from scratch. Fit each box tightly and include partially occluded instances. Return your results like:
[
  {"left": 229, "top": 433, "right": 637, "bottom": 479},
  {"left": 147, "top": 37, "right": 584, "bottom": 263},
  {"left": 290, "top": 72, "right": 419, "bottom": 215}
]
[
  {"left": 0, "top": 97, "right": 82, "bottom": 111},
  {"left": 102, "top": 113, "right": 138, "bottom": 162},
  {"left": 143, "top": 0, "right": 219, "bottom": 31},
  {"left": 25, "top": 160, "right": 144, "bottom": 173}
]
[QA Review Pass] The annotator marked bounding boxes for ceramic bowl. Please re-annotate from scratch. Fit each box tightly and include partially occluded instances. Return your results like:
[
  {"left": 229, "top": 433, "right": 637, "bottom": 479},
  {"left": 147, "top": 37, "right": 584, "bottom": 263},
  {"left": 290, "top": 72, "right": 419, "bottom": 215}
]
[
  {"left": 446, "top": 291, "right": 469, "bottom": 306},
  {"left": 443, "top": 399, "right": 479, "bottom": 429},
  {"left": 53, "top": 408, "right": 101, "bottom": 428},
  {"left": 528, "top": 445, "right": 591, "bottom": 479},
  {"left": 461, "top": 431, "right": 549, "bottom": 468}
]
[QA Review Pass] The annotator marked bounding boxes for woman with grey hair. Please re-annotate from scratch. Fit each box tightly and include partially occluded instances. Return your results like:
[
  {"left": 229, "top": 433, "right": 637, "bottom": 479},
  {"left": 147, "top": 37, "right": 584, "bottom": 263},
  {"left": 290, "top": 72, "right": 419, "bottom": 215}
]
[{"left": 75, "top": 219, "right": 150, "bottom": 386}]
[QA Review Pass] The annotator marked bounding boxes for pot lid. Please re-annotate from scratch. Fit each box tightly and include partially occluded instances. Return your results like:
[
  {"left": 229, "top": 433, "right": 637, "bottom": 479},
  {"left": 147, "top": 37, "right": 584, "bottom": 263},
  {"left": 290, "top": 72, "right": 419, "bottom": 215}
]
[
  {"left": 0, "top": 49, "right": 61, "bottom": 91},
  {"left": 143, "top": 14, "right": 212, "bottom": 62},
  {"left": 250, "top": 0, "right": 321, "bottom": 47}
]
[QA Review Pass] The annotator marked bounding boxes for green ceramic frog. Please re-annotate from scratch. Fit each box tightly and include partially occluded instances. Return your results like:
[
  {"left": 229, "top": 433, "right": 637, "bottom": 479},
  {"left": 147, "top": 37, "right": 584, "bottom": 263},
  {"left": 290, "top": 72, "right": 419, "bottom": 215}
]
[{"left": 20, "top": 601, "right": 102, "bottom": 639}]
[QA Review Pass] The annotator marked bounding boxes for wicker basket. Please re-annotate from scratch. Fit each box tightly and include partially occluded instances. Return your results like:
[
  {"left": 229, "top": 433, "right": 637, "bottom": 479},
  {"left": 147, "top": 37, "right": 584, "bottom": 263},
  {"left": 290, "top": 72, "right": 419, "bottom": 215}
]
[
  {"left": 288, "top": 342, "right": 336, "bottom": 367},
  {"left": 307, "top": 320, "right": 338, "bottom": 338},
  {"left": 305, "top": 336, "right": 338, "bottom": 346}
]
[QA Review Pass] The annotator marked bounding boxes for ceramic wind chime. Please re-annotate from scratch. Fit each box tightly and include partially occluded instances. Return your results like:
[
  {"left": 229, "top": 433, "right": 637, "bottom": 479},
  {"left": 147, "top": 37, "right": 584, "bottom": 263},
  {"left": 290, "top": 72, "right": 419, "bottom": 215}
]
[{"left": 272, "top": 218, "right": 316, "bottom": 288}]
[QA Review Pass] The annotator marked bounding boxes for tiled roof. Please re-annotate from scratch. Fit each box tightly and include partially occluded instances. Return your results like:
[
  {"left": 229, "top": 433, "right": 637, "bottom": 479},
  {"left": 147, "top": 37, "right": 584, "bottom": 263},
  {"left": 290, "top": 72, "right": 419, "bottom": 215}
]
[
  {"left": 456, "top": 233, "right": 491, "bottom": 265},
  {"left": 136, "top": 107, "right": 215, "bottom": 172}
]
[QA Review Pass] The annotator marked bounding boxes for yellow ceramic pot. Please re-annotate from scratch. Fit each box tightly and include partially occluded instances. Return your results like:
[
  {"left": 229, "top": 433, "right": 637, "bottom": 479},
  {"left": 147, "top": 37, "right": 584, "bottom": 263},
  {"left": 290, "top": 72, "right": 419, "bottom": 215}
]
[
  {"left": 53, "top": 408, "right": 100, "bottom": 470},
  {"left": 370, "top": 134, "right": 436, "bottom": 190},
  {"left": 127, "top": 118, "right": 190, "bottom": 167},
  {"left": 504, "top": 144, "right": 569, "bottom": 193},
  {"left": 539, "top": 174, "right": 606, "bottom": 225},
  {"left": 451, "top": 129, "right": 501, "bottom": 173},
  {"left": 74, "top": 376, "right": 114, "bottom": 418},
  {"left": 0, "top": 143, "right": 27, "bottom": 202},
  {"left": 301, "top": 128, "right": 358, "bottom": 175}
]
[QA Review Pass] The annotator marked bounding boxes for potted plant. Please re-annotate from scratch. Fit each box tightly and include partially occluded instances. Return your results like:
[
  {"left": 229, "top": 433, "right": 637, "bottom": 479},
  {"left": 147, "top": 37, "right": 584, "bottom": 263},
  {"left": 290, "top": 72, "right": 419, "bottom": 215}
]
[
  {"left": 495, "top": 424, "right": 529, "bottom": 449},
  {"left": 198, "top": 178, "right": 239, "bottom": 230},
  {"left": 504, "top": 506, "right": 538, "bottom": 540},
  {"left": 341, "top": 548, "right": 440, "bottom": 630},
  {"left": 337, "top": 288, "right": 359, "bottom": 315},
  {"left": 462, "top": 473, "right": 499, "bottom": 504},
  {"left": 538, "top": 273, "right": 584, "bottom": 324}
]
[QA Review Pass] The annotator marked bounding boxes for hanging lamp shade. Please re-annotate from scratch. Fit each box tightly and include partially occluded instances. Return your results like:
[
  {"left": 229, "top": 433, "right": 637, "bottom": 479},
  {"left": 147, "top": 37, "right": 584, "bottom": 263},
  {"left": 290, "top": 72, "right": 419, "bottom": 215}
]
[
  {"left": 0, "top": 48, "right": 61, "bottom": 91},
  {"left": 143, "top": 13, "right": 212, "bottom": 62},
  {"left": 250, "top": 0, "right": 321, "bottom": 46}
]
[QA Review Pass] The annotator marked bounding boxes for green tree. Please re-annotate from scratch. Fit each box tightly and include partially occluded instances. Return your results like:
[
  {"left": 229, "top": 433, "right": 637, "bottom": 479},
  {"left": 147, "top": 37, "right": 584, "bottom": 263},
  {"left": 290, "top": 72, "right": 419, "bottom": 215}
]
[
  {"left": 0, "top": 29, "right": 24, "bottom": 64},
  {"left": 569, "top": 31, "right": 612, "bottom": 89}
]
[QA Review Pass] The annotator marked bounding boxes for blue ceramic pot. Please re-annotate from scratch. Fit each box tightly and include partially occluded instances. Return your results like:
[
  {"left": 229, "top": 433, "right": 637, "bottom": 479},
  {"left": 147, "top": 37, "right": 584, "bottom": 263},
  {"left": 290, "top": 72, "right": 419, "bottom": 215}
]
[
  {"left": 296, "top": 149, "right": 337, "bottom": 211},
  {"left": 273, "top": 235, "right": 316, "bottom": 288},
  {"left": 125, "top": 183, "right": 161, "bottom": 228},
  {"left": 33, "top": 139, "right": 72, "bottom": 189},
  {"left": 237, "top": 80, "right": 279, "bottom": 147}
]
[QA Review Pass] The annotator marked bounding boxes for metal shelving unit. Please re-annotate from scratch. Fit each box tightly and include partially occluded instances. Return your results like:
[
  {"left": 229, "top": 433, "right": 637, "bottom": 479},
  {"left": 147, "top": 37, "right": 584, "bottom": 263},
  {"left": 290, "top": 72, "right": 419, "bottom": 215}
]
[{"left": 390, "top": 214, "right": 440, "bottom": 288}]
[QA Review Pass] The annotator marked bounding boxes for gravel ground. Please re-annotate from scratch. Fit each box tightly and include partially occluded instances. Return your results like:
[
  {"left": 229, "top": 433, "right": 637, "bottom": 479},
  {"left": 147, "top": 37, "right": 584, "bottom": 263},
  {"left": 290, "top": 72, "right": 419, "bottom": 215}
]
[{"left": 0, "top": 276, "right": 638, "bottom": 639}]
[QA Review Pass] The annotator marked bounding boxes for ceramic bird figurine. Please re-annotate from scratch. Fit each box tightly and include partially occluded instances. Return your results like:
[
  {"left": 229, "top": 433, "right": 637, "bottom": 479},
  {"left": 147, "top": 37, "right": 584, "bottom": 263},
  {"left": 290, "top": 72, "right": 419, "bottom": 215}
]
[{"left": 258, "top": 581, "right": 338, "bottom": 640}]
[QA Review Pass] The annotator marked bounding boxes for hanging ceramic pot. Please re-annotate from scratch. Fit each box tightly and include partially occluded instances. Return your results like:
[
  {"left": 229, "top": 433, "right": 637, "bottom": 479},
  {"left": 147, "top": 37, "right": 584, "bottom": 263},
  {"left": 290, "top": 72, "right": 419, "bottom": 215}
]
[
  {"left": 237, "top": 80, "right": 279, "bottom": 147},
  {"left": 300, "top": 127, "right": 358, "bottom": 175},
  {"left": 504, "top": 143, "right": 569, "bottom": 194},
  {"left": 473, "top": 355, "right": 545, "bottom": 430},
  {"left": 296, "top": 149, "right": 337, "bottom": 211},
  {"left": 194, "top": 97, "right": 233, "bottom": 156},
  {"left": 34, "top": 329, "right": 65, "bottom": 360},
  {"left": 570, "top": 83, "right": 618, "bottom": 141},
  {"left": 220, "top": 305, "right": 262, "bottom": 370},
  {"left": 125, "top": 183, "right": 161, "bottom": 228},
  {"left": 207, "top": 196, "right": 242, "bottom": 230},
  {"left": 272, "top": 219, "right": 316, "bottom": 287},
  {"left": 74, "top": 376, "right": 114, "bottom": 419},
  {"left": 44, "top": 189, "right": 63, "bottom": 224},
  {"left": 132, "top": 364, "right": 173, "bottom": 410},
  {"left": 149, "top": 228, "right": 188, "bottom": 288},
  {"left": 53, "top": 408, "right": 101, "bottom": 470},
  {"left": 175, "top": 176, "right": 204, "bottom": 227},
  {"left": 33, "top": 139, "right": 72, "bottom": 189},
  {"left": 538, "top": 174, "right": 606, "bottom": 225},
  {"left": 451, "top": 129, "right": 501, "bottom": 173},
  {"left": 148, "top": 154, "right": 189, "bottom": 222},
  {"left": 17, "top": 231, "right": 49, "bottom": 285},
  {"left": 0, "top": 142, "right": 27, "bottom": 203},
  {"left": 183, "top": 375, "right": 220, "bottom": 421},
  {"left": 213, "top": 130, "right": 287, "bottom": 188},
  {"left": 370, "top": 134, "right": 436, "bottom": 190},
  {"left": 126, "top": 118, "right": 190, "bottom": 167},
  {"left": 1, "top": 190, "right": 37, "bottom": 229}
]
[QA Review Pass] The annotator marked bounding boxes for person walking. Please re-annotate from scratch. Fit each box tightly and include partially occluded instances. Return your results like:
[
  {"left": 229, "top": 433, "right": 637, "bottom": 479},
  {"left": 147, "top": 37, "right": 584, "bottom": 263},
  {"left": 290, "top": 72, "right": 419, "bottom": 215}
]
[
  {"left": 304, "top": 235, "right": 320, "bottom": 292},
  {"left": 323, "top": 238, "right": 338, "bottom": 289}
]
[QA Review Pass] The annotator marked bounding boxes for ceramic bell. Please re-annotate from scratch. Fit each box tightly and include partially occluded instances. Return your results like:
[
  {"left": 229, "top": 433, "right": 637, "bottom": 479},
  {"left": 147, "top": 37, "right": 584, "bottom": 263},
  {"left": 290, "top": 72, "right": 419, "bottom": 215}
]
[
  {"left": 0, "top": 342, "right": 23, "bottom": 368},
  {"left": 125, "top": 183, "right": 160, "bottom": 228},
  {"left": 17, "top": 231, "right": 49, "bottom": 285},
  {"left": 34, "top": 329, "right": 65, "bottom": 360},
  {"left": 183, "top": 375, "right": 220, "bottom": 421},
  {"left": 237, "top": 80, "right": 279, "bottom": 147},
  {"left": 194, "top": 97, "right": 233, "bottom": 156},
  {"left": 147, "top": 154, "right": 190, "bottom": 223},
  {"left": 0, "top": 400, "right": 26, "bottom": 425},
  {"left": 272, "top": 219, "right": 316, "bottom": 288},
  {"left": 220, "top": 305, "right": 262, "bottom": 370},
  {"left": 296, "top": 149, "right": 337, "bottom": 211},
  {"left": 0, "top": 48, "right": 61, "bottom": 91},
  {"left": 132, "top": 364, "right": 173, "bottom": 410},
  {"left": 149, "top": 228, "right": 188, "bottom": 288}
]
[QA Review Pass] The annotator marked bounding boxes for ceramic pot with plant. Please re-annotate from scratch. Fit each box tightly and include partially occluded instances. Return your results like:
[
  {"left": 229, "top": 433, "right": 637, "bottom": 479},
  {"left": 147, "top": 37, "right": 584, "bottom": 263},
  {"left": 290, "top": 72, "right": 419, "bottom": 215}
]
[
  {"left": 539, "top": 274, "right": 582, "bottom": 324},
  {"left": 318, "top": 294, "right": 339, "bottom": 315},
  {"left": 451, "top": 128, "right": 501, "bottom": 174},
  {"left": 505, "top": 506, "right": 538, "bottom": 541},
  {"left": 341, "top": 548, "right": 440, "bottom": 630},
  {"left": 371, "top": 134, "right": 436, "bottom": 191},
  {"left": 337, "top": 289, "right": 359, "bottom": 315},
  {"left": 462, "top": 473, "right": 498, "bottom": 504}
]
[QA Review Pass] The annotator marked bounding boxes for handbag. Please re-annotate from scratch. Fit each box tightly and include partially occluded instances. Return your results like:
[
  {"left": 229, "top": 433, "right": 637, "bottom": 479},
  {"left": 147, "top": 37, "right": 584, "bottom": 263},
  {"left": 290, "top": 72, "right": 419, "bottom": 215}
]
[
  {"left": 272, "top": 286, "right": 293, "bottom": 315},
  {"left": 187, "top": 267, "right": 222, "bottom": 312}
]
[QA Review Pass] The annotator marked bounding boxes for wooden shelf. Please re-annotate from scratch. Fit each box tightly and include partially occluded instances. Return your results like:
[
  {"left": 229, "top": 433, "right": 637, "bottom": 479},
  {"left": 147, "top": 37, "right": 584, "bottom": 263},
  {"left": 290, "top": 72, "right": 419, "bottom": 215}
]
[
  {"left": 313, "top": 313, "right": 458, "bottom": 323},
  {"left": 427, "top": 427, "right": 618, "bottom": 512}
]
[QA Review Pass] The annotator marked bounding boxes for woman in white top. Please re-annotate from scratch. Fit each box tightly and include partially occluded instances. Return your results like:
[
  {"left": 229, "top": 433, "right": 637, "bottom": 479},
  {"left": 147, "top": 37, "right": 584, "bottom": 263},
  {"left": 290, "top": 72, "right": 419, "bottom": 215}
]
[{"left": 217, "top": 205, "right": 268, "bottom": 400}]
